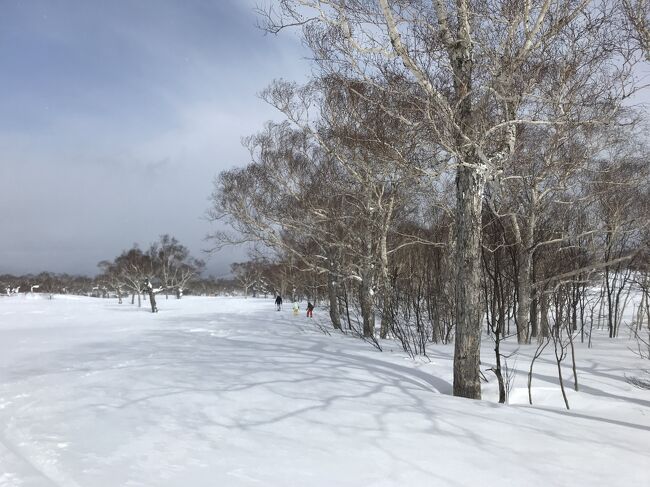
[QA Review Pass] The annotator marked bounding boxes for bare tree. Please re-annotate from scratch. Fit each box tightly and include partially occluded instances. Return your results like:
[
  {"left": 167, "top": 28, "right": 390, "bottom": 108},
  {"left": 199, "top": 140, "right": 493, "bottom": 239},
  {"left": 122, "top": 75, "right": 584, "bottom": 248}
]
[
  {"left": 261, "top": 0, "right": 638, "bottom": 399},
  {"left": 622, "top": 0, "right": 650, "bottom": 60},
  {"left": 230, "top": 261, "right": 265, "bottom": 297},
  {"left": 149, "top": 235, "right": 205, "bottom": 299}
]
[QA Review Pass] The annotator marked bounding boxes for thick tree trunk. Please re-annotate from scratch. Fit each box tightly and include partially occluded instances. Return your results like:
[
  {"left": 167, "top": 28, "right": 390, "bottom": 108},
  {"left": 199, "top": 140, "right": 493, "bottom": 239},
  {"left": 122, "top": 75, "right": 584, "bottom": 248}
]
[
  {"left": 448, "top": 8, "right": 485, "bottom": 399},
  {"left": 360, "top": 272, "right": 375, "bottom": 337},
  {"left": 327, "top": 269, "right": 342, "bottom": 330},
  {"left": 453, "top": 164, "right": 485, "bottom": 400},
  {"left": 540, "top": 290, "right": 550, "bottom": 338},
  {"left": 512, "top": 200, "right": 535, "bottom": 344},
  {"left": 378, "top": 195, "right": 394, "bottom": 339}
]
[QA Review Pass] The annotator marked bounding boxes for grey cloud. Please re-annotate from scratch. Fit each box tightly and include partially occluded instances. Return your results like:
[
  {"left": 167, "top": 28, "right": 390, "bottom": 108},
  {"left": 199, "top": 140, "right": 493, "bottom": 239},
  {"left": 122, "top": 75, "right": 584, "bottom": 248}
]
[{"left": 0, "top": 0, "right": 310, "bottom": 276}]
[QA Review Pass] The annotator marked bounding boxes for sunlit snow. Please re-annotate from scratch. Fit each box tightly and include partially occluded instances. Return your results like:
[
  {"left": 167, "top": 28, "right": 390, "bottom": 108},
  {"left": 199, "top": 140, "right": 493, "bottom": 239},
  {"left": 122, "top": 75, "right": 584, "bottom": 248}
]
[{"left": 0, "top": 295, "right": 647, "bottom": 486}]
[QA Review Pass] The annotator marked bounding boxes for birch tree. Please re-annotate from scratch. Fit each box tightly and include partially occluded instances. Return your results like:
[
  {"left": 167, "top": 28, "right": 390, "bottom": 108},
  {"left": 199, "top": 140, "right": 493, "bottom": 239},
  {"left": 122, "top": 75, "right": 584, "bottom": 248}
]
[
  {"left": 148, "top": 235, "right": 205, "bottom": 299},
  {"left": 262, "top": 0, "right": 636, "bottom": 398},
  {"left": 622, "top": 0, "right": 650, "bottom": 60}
]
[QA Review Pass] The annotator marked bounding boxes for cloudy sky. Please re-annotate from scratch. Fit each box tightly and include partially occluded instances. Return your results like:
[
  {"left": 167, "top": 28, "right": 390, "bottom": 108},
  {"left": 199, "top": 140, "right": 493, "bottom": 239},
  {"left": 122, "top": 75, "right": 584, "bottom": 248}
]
[{"left": 0, "top": 0, "right": 309, "bottom": 277}]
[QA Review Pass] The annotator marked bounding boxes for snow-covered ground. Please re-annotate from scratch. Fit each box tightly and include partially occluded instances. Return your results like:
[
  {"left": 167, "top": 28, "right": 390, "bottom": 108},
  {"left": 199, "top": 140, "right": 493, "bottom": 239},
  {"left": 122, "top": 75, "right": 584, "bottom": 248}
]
[{"left": 0, "top": 295, "right": 647, "bottom": 487}]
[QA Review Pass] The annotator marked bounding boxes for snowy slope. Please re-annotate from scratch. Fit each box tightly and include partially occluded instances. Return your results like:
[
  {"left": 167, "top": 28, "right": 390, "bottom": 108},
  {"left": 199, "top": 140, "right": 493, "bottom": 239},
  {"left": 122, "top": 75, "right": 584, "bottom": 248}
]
[{"left": 0, "top": 295, "right": 647, "bottom": 487}]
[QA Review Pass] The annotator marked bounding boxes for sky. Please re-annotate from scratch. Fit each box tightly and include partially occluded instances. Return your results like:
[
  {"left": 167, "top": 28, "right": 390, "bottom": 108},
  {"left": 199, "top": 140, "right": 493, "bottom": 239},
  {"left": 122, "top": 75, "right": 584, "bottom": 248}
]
[
  {"left": 1, "top": 2, "right": 648, "bottom": 279},
  {"left": 0, "top": 0, "right": 309, "bottom": 277}
]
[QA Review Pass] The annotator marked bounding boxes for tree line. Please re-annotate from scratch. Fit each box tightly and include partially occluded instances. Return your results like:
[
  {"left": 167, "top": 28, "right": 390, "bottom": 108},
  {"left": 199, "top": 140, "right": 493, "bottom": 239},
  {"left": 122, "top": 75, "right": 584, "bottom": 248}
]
[
  {"left": 208, "top": 0, "right": 650, "bottom": 400},
  {"left": 1, "top": 235, "right": 238, "bottom": 306}
]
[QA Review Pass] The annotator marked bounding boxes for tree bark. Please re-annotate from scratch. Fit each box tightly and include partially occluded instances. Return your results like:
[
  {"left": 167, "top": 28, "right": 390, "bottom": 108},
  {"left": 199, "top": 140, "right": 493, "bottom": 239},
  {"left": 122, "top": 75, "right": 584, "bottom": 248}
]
[
  {"left": 360, "top": 269, "right": 375, "bottom": 337},
  {"left": 516, "top": 249, "right": 532, "bottom": 343},
  {"left": 378, "top": 198, "right": 394, "bottom": 339},
  {"left": 327, "top": 268, "right": 342, "bottom": 330},
  {"left": 540, "top": 290, "right": 550, "bottom": 338},
  {"left": 512, "top": 196, "right": 535, "bottom": 344},
  {"left": 530, "top": 291, "right": 538, "bottom": 337},
  {"left": 453, "top": 164, "right": 485, "bottom": 399}
]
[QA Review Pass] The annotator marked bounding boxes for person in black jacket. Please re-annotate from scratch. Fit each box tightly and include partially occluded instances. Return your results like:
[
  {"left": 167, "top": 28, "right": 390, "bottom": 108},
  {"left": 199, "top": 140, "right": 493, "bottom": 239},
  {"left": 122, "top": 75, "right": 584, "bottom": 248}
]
[
  {"left": 306, "top": 301, "right": 314, "bottom": 318},
  {"left": 275, "top": 295, "right": 283, "bottom": 311}
]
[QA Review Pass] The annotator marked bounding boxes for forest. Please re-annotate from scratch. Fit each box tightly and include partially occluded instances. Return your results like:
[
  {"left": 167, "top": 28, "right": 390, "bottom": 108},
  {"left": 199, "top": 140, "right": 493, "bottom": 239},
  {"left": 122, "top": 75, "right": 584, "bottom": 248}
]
[{"left": 207, "top": 0, "right": 650, "bottom": 400}]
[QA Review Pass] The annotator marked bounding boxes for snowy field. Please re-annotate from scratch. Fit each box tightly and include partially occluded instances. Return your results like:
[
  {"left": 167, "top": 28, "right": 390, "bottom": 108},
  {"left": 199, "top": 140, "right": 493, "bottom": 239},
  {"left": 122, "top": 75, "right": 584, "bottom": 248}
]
[{"left": 0, "top": 295, "right": 648, "bottom": 487}]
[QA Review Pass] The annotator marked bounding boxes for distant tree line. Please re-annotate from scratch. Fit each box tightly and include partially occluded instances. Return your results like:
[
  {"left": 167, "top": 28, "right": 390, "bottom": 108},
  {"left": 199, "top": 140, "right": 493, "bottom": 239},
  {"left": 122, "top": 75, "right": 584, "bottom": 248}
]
[
  {"left": 208, "top": 0, "right": 650, "bottom": 399},
  {"left": 1, "top": 235, "right": 239, "bottom": 308}
]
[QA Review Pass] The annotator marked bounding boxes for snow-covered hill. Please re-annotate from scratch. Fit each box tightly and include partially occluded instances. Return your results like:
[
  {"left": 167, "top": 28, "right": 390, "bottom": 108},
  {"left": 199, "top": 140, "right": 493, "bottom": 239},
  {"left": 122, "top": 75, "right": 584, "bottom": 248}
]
[{"left": 0, "top": 296, "right": 647, "bottom": 486}]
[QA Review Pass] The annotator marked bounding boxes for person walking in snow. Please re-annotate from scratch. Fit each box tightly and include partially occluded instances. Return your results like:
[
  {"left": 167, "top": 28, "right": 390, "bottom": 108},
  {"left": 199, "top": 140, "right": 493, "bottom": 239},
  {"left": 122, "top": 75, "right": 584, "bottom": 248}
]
[
  {"left": 306, "top": 301, "right": 314, "bottom": 318},
  {"left": 275, "top": 294, "right": 283, "bottom": 311},
  {"left": 292, "top": 302, "right": 299, "bottom": 316}
]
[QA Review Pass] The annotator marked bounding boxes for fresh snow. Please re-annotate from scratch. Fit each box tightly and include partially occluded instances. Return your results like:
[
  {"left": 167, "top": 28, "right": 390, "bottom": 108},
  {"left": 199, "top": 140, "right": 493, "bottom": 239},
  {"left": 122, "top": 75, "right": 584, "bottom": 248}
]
[{"left": 0, "top": 295, "right": 648, "bottom": 486}]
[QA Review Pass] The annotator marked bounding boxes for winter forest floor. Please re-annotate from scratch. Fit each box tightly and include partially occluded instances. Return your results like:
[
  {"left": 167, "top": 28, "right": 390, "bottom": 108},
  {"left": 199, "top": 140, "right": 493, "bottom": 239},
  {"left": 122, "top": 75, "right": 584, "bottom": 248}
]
[{"left": 0, "top": 296, "right": 648, "bottom": 487}]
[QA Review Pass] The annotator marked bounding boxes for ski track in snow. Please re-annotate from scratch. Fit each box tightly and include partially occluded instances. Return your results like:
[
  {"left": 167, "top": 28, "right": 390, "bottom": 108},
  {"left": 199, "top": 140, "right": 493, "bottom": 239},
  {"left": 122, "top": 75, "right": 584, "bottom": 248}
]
[{"left": 0, "top": 295, "right": 648, "bottom": 487}]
